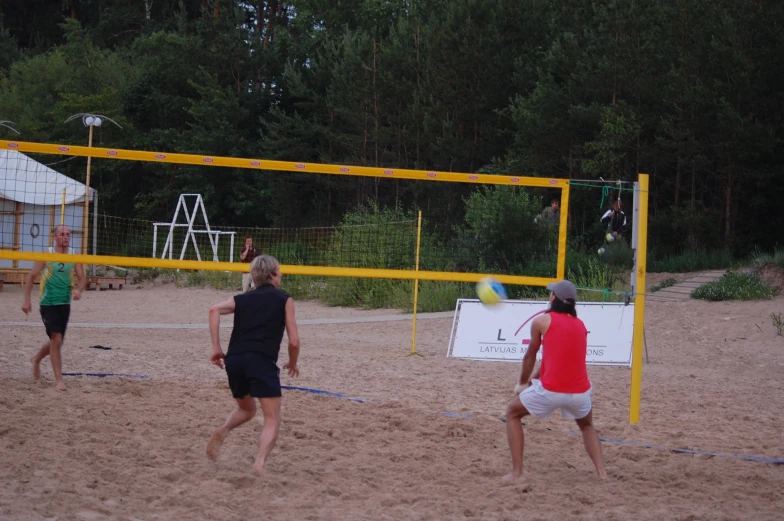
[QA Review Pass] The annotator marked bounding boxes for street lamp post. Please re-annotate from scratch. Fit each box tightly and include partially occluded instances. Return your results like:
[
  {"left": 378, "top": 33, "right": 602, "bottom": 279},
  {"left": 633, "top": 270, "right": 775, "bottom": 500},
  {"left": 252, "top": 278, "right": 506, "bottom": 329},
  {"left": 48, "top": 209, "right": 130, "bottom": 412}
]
[{"left": 64, "top": 114, "right": 121, "bottom": 257}]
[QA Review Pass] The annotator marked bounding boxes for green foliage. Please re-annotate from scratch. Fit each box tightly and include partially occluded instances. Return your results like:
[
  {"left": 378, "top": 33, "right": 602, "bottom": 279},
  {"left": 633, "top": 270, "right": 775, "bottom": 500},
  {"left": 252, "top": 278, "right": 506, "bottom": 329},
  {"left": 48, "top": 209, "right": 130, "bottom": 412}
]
[
  {"left": 770, "top": 313, "right": 784, "bottom": 336},
  {"left": 175, "top": 271, "right": 241, "bottom": 290},
  {"left": 134, "top": 268, "right": 165, "bottom": 282},
  {"left": 771, "top": 312, "right": 783, "bottom": 337},
  {"left": 414, "top": 281, "right": 474, "bottom": 313},
  {"left": 598, "top": 239, "right": 634, "bottom": 269},
  {"left": 282, "top": 276, "right": 328, "bottom": 302},
  {"left": 650, "top": 278, "right": 677, "bottom": 293},
  {"left": 750, "top": 248, "right": 784, "bottom": 271},
  {"left": 649, "top": 249, "right": 735, "bottom": 273},
  {"left": 691, "top": 271, "right": 773, "bottom": 301},
  {"left": 453, "top": 186, "right": 556, "bottom": 275},
  {"left": 320, "top": 204, "right": 417, "bottom": 308},
  {"left": 2, "top": 0, "right": 784, "bottom": 285},
  {"left": 567, "top": 258, "right": 624, "bottom": 302}
]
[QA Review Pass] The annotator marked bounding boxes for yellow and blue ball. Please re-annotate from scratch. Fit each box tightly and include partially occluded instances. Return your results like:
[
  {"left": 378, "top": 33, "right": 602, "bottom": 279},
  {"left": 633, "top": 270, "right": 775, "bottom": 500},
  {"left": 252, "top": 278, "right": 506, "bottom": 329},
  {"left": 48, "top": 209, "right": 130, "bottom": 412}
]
[
  {"left": 476, "top": 277, "right": 508, "bottom": 306},
  {"left": 605, "top": 232, "right": 615, "bottom": 242}
]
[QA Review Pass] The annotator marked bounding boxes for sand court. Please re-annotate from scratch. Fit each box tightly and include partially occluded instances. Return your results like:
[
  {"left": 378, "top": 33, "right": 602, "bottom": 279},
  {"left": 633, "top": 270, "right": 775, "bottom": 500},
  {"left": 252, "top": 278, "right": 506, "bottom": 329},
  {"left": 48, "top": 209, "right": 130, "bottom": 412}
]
[{"left": 1, "top": 284, "right": 783, "bottom": 520}]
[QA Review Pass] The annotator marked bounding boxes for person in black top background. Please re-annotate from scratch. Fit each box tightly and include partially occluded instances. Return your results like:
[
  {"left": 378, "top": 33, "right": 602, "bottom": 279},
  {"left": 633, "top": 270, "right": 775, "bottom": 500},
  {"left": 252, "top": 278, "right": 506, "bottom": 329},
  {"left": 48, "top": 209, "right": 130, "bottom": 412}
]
[
  {"left": 600, "top": 199, "right": 627, "bottom": 239},
  {"left": 205, "top": 255, "right": 301, "bottom": 475}
]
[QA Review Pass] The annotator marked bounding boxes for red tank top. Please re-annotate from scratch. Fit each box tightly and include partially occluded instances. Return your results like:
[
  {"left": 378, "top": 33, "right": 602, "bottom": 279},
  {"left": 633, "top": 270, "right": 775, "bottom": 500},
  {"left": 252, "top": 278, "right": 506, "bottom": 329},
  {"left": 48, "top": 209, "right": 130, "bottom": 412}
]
[{"left": 539, "top": 312, "right": 591, "bottom": 393}]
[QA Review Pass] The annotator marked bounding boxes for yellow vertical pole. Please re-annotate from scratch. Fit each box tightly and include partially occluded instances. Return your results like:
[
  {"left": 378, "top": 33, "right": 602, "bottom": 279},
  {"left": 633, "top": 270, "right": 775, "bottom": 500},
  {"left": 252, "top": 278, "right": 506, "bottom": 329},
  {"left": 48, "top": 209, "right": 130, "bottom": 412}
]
[
  {"left": 556, "top": 183, "right": 570, "bottom": 280},
  {"left": 61, "top": 188, "right": 66, "bottom": 225},
  {"left": 409, "top": 210, "right": 423, "bottom": 356},
  {"left": 629, "top": 174, "right": 649, "bottom": 424},
  {"left": 81, "top": 125, "right": 94, "bottom": 254}
]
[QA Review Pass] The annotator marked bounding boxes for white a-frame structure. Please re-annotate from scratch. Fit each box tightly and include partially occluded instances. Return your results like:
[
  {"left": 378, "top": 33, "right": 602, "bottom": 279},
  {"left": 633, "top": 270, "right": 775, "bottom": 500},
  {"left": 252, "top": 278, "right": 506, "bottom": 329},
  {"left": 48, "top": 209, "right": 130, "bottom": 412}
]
[{"left": 153, "top": 194, "right": 235, "bottom": 262}]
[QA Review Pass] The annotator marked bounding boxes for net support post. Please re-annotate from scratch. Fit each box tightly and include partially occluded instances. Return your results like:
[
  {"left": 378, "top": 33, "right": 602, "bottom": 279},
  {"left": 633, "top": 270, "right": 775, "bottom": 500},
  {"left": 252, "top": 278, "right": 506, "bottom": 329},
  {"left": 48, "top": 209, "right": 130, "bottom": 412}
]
[
  {"left": 81, "top": 124, "right": 94, "bottom": 256},
  {"left": 408, "top": 210, "right": 424, "bottom": 357},
  {"left": 92, "top": 192, "right": 98, "bottom": 275},
  {"left": 629, "top": 173, "right": 649, "bottom": 424},
  {"left": 556, "top": 183, "right": 570, "bottom": 280}
]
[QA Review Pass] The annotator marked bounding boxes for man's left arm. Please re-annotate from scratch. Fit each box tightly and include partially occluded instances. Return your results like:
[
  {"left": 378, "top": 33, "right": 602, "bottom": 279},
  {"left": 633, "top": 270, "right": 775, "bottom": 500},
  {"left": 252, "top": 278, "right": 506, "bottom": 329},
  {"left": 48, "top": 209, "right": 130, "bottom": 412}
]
[{"left": 73, "top": 264, "right": 87, "bottom": 300}]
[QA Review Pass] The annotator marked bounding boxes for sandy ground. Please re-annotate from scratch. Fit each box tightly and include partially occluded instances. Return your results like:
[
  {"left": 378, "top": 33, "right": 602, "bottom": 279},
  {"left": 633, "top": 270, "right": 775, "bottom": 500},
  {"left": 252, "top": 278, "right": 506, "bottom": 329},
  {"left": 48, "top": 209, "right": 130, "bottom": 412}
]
[{"left": 1, "top": 281, "right": 783, "bottom": 521}]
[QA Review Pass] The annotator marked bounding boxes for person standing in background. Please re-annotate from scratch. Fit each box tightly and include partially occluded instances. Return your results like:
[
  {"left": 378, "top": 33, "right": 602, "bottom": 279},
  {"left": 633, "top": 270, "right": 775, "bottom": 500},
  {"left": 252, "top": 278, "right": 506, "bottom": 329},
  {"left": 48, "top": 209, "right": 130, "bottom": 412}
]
[{"left": 240, "top": 235, "right": 260, "bottom": 292}]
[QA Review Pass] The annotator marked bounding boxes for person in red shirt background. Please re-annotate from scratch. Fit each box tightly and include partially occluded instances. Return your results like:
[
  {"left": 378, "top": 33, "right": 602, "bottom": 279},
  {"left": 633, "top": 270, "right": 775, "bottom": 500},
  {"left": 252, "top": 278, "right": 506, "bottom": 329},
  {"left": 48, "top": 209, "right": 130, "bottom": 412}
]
[{"left": 503, "top": 280, "right": 607, "bottom": 480}]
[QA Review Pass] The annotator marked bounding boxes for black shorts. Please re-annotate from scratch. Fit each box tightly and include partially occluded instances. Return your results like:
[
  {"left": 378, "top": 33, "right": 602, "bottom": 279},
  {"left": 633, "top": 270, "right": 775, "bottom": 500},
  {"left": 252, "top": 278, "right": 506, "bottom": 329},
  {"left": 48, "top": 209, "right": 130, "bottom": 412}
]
[
  {"left": 225, "top": 352, "right": 281, "bottom": 399},
  {"left": 40, "top": 305, "right": 71, "bottom": 339}
]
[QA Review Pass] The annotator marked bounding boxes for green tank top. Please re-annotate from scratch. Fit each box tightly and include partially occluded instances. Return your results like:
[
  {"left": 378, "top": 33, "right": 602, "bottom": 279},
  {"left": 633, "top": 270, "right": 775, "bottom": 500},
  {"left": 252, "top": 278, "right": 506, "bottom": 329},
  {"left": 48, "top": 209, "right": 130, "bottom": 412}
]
[{"left": 39, "top": 247, "right": 75, "bottom": 306}]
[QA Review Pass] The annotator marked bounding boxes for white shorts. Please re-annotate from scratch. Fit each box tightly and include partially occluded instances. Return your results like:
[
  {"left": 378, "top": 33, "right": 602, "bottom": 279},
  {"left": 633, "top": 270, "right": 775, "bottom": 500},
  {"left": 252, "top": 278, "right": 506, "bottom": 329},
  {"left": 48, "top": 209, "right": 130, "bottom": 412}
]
[{"left": 519, "top": 379, "right": 593, "bottom": 420}]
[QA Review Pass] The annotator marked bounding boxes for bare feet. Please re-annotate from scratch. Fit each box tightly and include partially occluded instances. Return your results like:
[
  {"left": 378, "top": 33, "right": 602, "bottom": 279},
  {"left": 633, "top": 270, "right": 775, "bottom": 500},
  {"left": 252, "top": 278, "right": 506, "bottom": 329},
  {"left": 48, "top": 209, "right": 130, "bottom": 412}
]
[
  {"left": 31, "top": 357, "right": 40, "bottom": 380},
  {"left": 252, "top": 457, "right": 266, "bottom": 475},
  {"left": 502, "top": 471, "right": 523, "bottom": 481},
  {"left": 56, "top": 380, "right": 67, "bottom": 392},
  {"left": 206, "top": 429, "right": 225, "bottom": 460}
]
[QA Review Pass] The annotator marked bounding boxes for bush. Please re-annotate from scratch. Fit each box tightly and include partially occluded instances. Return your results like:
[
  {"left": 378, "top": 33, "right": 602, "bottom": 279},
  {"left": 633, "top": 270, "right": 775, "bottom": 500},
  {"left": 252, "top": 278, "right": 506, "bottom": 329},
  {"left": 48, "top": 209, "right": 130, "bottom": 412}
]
[
  {"left": 568, "top": 257, "right": 626, "bottom": 302},
  {"left": 750, "top": 248, "right": 784, "bottom": 271},
  {"left": 451, "top": 186, "right": 556, "bottom": 275},
  {"left": 691, "top": 271, "right": 773, "bottom": 301},
  {"left": 650, "top": 278, "right": 677, "bottom": 292},
  {"left": 598, "top": 238, "right": 634, "bottom": 269}
]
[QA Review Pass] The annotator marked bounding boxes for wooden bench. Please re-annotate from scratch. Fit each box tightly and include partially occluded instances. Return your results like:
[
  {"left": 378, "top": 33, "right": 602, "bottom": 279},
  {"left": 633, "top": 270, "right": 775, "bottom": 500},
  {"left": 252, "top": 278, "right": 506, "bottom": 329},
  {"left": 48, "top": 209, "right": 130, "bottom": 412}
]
[
  {"left": 87, "top": 277, "right": 127, "bottom": 291},
  {"left": 0, "top": 274, "right": 5, "bottom": 292}
]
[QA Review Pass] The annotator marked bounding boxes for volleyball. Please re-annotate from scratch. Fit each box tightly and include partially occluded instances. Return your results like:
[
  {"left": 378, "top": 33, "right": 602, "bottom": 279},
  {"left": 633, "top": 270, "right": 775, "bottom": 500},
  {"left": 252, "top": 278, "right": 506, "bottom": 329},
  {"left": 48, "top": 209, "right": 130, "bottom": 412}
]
[
  {"left": 476, "top": 277, "right": 507, "bottom": 306},
  {"left": 605, "top": 232, "right": 615, "bottom": 242}
]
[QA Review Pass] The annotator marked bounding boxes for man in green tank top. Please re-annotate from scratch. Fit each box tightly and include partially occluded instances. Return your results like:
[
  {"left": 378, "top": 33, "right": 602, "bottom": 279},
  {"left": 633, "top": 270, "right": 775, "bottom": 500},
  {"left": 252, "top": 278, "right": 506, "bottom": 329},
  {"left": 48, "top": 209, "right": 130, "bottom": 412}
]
[{"left": 22, "top": 225, "right": 86, "bottom": 391}]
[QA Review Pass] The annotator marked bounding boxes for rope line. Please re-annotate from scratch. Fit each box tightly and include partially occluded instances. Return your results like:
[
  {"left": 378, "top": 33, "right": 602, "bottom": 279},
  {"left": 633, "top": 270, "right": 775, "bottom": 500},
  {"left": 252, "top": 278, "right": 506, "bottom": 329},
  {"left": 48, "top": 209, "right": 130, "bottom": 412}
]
[{"left": 8, "top": 372, "right": 777, "bottom": 465}]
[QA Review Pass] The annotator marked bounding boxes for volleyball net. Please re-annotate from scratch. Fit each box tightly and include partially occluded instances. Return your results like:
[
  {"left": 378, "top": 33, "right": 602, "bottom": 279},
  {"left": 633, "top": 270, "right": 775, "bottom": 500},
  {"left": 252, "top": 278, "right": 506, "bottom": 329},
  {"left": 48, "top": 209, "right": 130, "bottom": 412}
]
[
  {"left": 0, "top": 138, "right": 651, "bottom": 424},
  {"left": 0, "top": 140, "right": 570, "bottom": 286}
]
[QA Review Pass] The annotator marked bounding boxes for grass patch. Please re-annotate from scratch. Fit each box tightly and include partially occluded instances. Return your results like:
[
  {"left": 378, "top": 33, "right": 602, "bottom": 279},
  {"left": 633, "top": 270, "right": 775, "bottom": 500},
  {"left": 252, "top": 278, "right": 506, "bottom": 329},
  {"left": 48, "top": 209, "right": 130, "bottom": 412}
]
[
  {"left": 414, "top": 281, "right": 475, "bottom": 313},
  {"left": 750, "top": 248, "right": 784, "bottom": 271},
  {"left": 598, "top": 239, "right": 634, "bottom": 269},
  {"left": 771, "top": 312, "right": 783, "bottom": 336},
  {"left": 568, "top": 257, "right": 626, "bottom": 302},
  {"left": 650, "top": 278, "right": 677, "bottom": 293},
  {"left": 283, "top": 275, "right": 328, "bottom": 301},
  {"left": 175, "top": 270, "right": 242, "bottom": 290},
  {"left": 691, "top": 271, "right": 773, "bottom": 301},
  {"left": 649, "top": 249, "right": 734, "bottom": 273}
]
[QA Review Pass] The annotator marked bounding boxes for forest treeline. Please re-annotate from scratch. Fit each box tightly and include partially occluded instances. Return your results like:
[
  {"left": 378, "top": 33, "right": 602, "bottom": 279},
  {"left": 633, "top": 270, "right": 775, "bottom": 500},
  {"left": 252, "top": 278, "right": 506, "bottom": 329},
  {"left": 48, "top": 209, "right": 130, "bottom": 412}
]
[{"left": 1, "top": 0, "right": 783, "bottom": 257}]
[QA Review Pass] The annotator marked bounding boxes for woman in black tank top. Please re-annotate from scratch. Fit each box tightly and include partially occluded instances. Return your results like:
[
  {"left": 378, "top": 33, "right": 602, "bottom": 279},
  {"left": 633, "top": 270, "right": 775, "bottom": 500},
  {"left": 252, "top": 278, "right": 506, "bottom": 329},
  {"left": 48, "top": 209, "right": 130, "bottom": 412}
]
[{"left": 204, "top": 255, "right": 301, "bottom": 474}]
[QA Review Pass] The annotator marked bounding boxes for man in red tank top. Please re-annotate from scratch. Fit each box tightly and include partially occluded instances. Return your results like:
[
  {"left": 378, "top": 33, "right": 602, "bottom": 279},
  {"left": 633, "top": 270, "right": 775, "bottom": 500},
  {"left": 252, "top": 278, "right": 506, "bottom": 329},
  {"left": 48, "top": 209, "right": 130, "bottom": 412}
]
[{"left": 503, "top": 280, "right": 607, "bottom": 480}]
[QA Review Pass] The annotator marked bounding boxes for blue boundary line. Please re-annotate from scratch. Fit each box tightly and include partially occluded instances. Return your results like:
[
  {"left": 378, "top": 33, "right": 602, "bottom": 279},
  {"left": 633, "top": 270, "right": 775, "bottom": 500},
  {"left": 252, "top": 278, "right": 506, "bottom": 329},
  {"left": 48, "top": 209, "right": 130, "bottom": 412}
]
[
  {"left": 283, "top": 385, "right": 784, "bottom": 465},
  {"left": 38, "top": 376, "right": 784, "bottom": 465},
  {"left": 63, "top": 372, "right": 149, "bottom": 379}
]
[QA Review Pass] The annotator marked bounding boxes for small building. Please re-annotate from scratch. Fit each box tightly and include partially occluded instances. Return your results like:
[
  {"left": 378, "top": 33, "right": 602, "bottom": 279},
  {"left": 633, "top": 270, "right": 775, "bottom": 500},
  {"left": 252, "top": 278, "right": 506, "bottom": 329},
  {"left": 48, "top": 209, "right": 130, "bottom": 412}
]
[{"left": 0, "top": 149, "right": 97, "bottom": 274}]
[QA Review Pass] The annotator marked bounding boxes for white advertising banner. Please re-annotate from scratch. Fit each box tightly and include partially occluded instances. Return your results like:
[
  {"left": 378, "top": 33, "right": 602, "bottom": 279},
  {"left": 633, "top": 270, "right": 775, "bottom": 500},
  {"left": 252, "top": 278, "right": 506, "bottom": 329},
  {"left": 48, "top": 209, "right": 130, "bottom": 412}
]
[{"left": 447, "top": 299, "right": 634, "bottom": 367}]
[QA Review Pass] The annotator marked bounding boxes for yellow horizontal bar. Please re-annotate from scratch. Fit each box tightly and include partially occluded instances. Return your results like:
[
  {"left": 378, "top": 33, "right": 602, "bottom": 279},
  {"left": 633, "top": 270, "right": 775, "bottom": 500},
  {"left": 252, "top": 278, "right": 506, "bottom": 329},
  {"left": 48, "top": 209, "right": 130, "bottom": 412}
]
[
  {"left": 1, "top": 140, "right": 569, "bottom": 188},
  {"left": 0, "top": 250, "right": 555, "bottom": 287}
]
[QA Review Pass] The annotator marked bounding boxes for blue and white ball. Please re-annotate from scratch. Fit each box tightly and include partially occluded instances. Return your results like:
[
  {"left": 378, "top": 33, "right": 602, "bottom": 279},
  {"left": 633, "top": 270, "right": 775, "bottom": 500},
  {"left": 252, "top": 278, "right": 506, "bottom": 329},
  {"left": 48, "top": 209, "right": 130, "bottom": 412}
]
[
  {"left": 476, "top": 277, "right": 507, "bottom": 306},
  {"left": 605, "top": 232, "right": 615, "bottom": 242}
]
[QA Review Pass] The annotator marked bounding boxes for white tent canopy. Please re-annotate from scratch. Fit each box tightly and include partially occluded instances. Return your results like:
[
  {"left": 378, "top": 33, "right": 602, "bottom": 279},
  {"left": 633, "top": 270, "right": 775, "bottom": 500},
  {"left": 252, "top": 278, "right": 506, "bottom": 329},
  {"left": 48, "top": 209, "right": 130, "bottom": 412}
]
[
  {"left": 1, "top": 149, "right": 98, "bottom": 268},
  {"left": 0, "top": 149, "right": 95, "bottom": 205}
]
